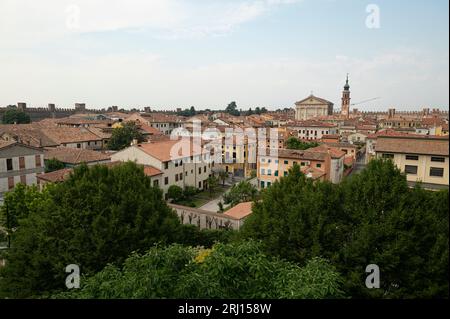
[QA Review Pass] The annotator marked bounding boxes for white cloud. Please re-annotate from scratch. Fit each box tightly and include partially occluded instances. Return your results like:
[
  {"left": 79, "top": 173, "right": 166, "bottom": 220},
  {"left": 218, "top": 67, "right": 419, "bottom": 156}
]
[
  {"left": 0, "top": 0, "right": 301, "bottom": 46},
  {"left": 1, "top": 48, "right": 447, "bottom": 110}
]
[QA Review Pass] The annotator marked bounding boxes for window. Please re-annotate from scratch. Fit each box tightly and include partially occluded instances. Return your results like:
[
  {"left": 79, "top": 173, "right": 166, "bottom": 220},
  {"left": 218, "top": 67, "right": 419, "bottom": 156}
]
[
  {"left": 179, "top": 173, "right": 183, "bottom": 180},
  {"left": 267, "top": 182, "right": 271, "bottom": 187},
  {"left": 261, "top": 158, "right": 265, "bottom": 163},
  {"left": 405, "top": 155, "right": 418, "bottom": 161},
  {"left": 20, "top": 175, "right": 26, "bottom": 185},
  {"left": 175, "top": 174, "right": 179, "bottom": 182},
  {"left": 153, "top": 180, "right": 159, "bottom": 187},
  {"left": 199, "top": 181, "right": 202, "bottom": 188},
  {"left": 199, "top": 167, "right": 202, "bottom": 174},
  {"left": 382, "top": 153, "right": 394, "bottom": 159},
  {"left": 431, "top": 157, "right": 445, "bottom": 162},
  {"left": 284, "top": 160, "right": 289, "bottom": 165},
  {"left": 204, "top": 166, "right": 207, "bottom": 173},
  {"left": 260, "top": 181, "right": 265, "bottom": 188},
  {"left": 267, "top": 169, "right": 272, "bottom": 176},
  {"left": 164, "top": 162, "right": 169, "bottom": 170},
  {"left": 35, "top": 155, "right": 41, "bottom": 167},
  {"left": 19, "top": 157, "right": 25, "bottom": 169},
  {"left": 77, "top": 144, "right": 81, "bottom": 148},
  {"left": 316, "top": 163, "right": 322, "bottom": 168},
  {"left": 405, "top": 165, "right": 418, "bottom": 175},
  {"left": 6, "top": 158, "right": 13, "bottom": 171},
  {"left": 274, "top": 170, "right": 279, "bottom": 177},
  {"left": 275, "top": 160, "right": 279, "bottom": 164},
  {"left": 430, "top": 167, "right": 444, "bottom": 177},
  {"left": 261, "top": 169, "right": 265, "bottom": 175},
  {"left": 164, "top": 177, "right": 169, "bottom": 185},
  {"left": 301, "top": 162, "right": 306, "bottom": 166},
  {"left": 284, "top": 171, "right": 288, "bottom": 176},
  {"left": 8, "top": 176, "right": 14, "bottom": 189},
  {"left": 185, "top": 171, "right": 188, "bottom": 176}
]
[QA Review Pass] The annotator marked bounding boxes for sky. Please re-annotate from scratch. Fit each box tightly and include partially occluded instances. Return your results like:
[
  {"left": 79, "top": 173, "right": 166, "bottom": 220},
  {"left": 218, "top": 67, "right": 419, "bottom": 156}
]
[{"left": 0, "top": 0, "right": 448, "bottom": 111}]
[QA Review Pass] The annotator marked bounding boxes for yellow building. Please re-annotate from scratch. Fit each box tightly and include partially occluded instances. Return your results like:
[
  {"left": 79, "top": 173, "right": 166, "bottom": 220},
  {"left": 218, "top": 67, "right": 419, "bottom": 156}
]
[{"left": 375, "top": 135, "right": 449, "bottom": 189}]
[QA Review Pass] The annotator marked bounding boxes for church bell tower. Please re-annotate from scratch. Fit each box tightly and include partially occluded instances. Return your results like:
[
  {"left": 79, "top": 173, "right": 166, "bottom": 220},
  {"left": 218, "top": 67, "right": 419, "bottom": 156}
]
[{"left": 341, "top": 74, "right": 351, "bottom": 118}]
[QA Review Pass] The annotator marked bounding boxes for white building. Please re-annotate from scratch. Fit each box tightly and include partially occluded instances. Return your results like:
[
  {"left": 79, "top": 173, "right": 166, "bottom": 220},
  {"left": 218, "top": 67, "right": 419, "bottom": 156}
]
[
  {"left": 288, "top": 120, "right": 338, "bottom": 141},
  {"left": 0, "top": 141, "right": 44, "bottom": 199},
  {"left": 111, "top": 139, "right": 213, "bottom": 198}
]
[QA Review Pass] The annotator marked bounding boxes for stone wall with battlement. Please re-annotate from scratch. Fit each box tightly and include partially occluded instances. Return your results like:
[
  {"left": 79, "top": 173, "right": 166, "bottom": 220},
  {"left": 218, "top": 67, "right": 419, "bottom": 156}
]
[{"left": 0, "top": 103, "right": 107, "bottom": 122}]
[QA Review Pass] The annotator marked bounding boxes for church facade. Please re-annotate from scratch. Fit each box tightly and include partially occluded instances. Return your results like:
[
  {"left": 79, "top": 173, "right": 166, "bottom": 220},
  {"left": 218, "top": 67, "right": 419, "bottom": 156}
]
[{"left": 294, "top": 94, "right": 334, "bottom": 121}]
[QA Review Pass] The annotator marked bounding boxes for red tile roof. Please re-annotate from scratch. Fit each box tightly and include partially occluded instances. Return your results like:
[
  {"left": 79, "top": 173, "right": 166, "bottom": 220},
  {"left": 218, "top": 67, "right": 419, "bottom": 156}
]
[
  {"left": 136, "top": 139, "right": 208, "bottom": 162},
  {"left": 375, "top": 136, "right": 449, "bottom": 156},
  {"left": 44, "top": 147, "right": 111, "bottom": 164},
  {"left": 223, "top": 202, "right": 253, "bottom": 220}
]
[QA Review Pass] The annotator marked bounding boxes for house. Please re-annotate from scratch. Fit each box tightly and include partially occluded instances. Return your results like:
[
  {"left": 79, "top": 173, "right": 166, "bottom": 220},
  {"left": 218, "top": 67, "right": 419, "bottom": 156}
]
[
  {"left": 40, "top": 128, "right": 104, "bottom": 150},
  {"left": 347, "top": 132, "right": 368, "bottom": 144},
  {"left": 257, "top": 146, "right": 344, "bottom": 188},
  {"left": 111, "top": 138, "right": 213, "bottom": 197},
  {"left": 0, "top": 124, "right": 104, "bottom": 150},
  {"left": 287, "top": 120, "right": 338, "bottom": 141},
  {"left": 44, "top": 147, "right": 111, "bottom": 167},
  {"left": 374, "top": 135, "right": 449, "bottom": 189},
  {"left": 0, "top": 141, "right": 44, "bottom": 198},
  {"left": 126, "top": 113, "right": 184, "bottom": 135}
]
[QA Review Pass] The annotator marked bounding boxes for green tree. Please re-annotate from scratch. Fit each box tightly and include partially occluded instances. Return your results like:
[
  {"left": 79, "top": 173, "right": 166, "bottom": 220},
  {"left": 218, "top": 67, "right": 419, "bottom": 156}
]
[
  {"left": 338, "top": 159, "right": 449, "bottom": 298},
  {"left": 241, "top": 160, "right": 449, "bottom": 298},
  {"left": 55, "top": 241, "right": 344, "bottom": 299},
  {"left": 183, "top": 186, "right": 197, "bottom": 199},
  {"left": 241, "top": 164, "right": 346, "bottom": 264},
  {"left": 0, "top": 184, "right": 45, "bottom": 230},
  {"left": 286, "top": 137, "right": 319, "bottom": 150},
  {"left": 168, "top": 185, "right": 184, "bottom": 202},
  {"left": 218, "top": 170, "right": 228, "bottom": 186},
  {"left": 0, "top": 162, "right": 181, "bottom": 298},
  {"left": 108, "top": 122, "right": 144, "bottom": 151},
  {"left": 45, "top": 158, "right": 65, "bottom": 173},
  {"left": 2, "top": 108, "right": 31, "bottom": 124},
  {"left": 225, "top": 101, "right": 240, "bottom": 116},
  {"left": 207, "top": 176, "right": 219, "bottom": 198},
  {"left": 223, "top": 180, "right": 258, "bottom": 206}
]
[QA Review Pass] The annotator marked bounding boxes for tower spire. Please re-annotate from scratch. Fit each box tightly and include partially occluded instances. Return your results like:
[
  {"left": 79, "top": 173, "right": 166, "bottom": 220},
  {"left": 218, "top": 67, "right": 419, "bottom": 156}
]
[{"left": 341, "top": 74, "right": 351, "bottom": 118}]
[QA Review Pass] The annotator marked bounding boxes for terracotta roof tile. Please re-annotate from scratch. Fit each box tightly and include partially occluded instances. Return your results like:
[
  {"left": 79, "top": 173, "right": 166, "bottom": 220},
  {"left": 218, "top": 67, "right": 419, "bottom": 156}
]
[
  {"left": 375, "top": 136, "right": 449, "bottom": 156},
  {"left": 223, "top": 202, "right": 253, "bottom": 220},
  {"left": 44, "top": 147, "right": 111, "bottom": 164}
]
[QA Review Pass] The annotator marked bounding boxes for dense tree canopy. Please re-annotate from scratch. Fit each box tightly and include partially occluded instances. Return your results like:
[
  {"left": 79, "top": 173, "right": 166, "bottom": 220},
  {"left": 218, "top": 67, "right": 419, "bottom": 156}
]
[
  {"left": 44, "top": 158, "right": 65, "bottom": 173},
  {"left": 241, "top": 160, "right": 449, "bottom": 298},
  {"left": 225, "top": 101, "right": 240, "bottom": 116},
  {"left": 286, "top": 137, "right": 319, "bottom": 150},
  {"left": 55, "top": 241, "right": 344, "bottom": 299},
  {"left": 223, "top": 180, "right": 258, "bottom": 206},
  {"left": 2, "top": 108, "right": 31, "bottom": 124},
  {"left": 0, "top": 162, "right": 180, "bottom": 298},
  {"left": 108, "top": 121, "right": 144, "bottom": 150}
]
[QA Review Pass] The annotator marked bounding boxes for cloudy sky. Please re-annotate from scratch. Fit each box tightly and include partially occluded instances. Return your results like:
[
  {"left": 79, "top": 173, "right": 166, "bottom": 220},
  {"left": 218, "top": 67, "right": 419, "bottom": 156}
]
[{"left": 0, "top": 0, "right": 448, "bottom": 111}]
